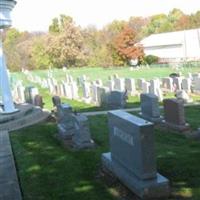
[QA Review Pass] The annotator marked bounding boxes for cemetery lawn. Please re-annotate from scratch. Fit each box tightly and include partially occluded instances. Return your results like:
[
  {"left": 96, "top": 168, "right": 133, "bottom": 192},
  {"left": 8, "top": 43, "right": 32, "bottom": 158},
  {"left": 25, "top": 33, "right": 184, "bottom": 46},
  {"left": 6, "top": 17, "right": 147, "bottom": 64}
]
[
  {"left": 11, "top": 66, "right": 200, "bottom": 111},
  {"left": 11, "top": 105, "right": 200, "bottom": 200}
]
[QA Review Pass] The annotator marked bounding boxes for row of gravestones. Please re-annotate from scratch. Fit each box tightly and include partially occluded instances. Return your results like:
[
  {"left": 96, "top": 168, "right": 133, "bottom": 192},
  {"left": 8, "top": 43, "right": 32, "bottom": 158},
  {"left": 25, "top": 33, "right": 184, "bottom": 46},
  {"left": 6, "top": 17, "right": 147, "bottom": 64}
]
[
  {"left": 54, "top": 95, "right": 170, "bottom": 199},
  {"left": 140, "top": 93, "right": 190, "bottom": 132},
  {"left": 103, "top": 93, "right": 200, "bottom": 198},
  {"left": 12, "top": 82, "right": 44, "bottom": 108},
  {"left": 22, "top": 70, "right": 200, "bottom": 106}
]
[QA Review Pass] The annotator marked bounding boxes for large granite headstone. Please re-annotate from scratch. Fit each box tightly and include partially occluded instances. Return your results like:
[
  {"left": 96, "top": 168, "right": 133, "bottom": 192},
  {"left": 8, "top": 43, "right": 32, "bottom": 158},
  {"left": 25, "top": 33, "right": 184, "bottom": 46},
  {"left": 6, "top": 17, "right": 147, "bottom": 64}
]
[
  {"left": 102, "top": 110, "right": 170, "bottom": 199},
  {"left": 163, "top": 98, "right": 190, "bottom": 131},
  {"left": 140, "top": 93, "right": 162, "bottom": 122}
]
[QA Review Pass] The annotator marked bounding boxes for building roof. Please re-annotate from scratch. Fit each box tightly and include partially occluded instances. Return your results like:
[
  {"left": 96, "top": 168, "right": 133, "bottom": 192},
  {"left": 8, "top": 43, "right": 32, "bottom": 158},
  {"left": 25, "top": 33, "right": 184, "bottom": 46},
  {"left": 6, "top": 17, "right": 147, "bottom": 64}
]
[
  {"left": 140, "top": 28, "right": 200, "bottom": 48},
  {"left": 140, "top": 28, "right": 200, "bottom": 59}
]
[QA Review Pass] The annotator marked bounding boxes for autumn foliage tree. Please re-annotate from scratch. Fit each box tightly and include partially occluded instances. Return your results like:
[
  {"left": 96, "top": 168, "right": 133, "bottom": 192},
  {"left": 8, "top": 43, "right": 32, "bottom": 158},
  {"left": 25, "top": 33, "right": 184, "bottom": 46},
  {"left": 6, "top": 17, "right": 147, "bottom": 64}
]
[
  {"left": 46, "top": 15, "right": 86, "bottom": 68},
  {"left": 113, "top": 26, "right": 144, "bottom": 65}
]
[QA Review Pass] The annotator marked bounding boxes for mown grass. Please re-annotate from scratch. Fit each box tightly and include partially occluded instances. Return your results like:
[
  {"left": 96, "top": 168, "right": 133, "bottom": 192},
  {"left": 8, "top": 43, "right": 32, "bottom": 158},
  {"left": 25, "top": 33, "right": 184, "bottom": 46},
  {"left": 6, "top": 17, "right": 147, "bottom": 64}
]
[
  {"left": 30, "top": 66, "right": 200, "bottom": 82},
  {"left": 11, "top": 105, "right": 200, "bottom": 200}
]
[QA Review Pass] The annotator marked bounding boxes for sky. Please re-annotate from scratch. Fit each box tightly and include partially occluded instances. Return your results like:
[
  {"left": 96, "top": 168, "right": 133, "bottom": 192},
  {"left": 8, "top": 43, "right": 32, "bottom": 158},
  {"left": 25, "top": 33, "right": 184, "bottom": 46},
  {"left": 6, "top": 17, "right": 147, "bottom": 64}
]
[{"left": 12, "top": 0, "right": 200, "bottom": 32}]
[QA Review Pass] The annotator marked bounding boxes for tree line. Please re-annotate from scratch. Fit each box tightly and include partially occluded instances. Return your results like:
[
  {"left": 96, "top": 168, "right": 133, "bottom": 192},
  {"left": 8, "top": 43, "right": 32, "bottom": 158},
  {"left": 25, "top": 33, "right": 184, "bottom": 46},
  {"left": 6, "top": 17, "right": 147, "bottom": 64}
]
[{"left": 2, "top": 8, "right": 200, "bottom": 71}]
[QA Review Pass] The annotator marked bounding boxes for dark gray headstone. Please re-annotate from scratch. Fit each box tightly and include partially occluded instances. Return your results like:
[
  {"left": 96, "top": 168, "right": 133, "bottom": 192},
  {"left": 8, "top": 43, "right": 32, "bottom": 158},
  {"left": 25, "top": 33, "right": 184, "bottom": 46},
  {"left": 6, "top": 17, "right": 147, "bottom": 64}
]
[
  {"left": 52, "top": 96, "right": 61, "bottom": 107},
  {"left": 102, "top": 110, "right": 170, "bottom": 199},
  {"left": 140, "top": 93, "right": 162, "bottom": 122},
  {"left": 163, "top": 98, "right": 189, "bottom": 131},
  {"left": 34, "top": 95, "right": 44, "bottom": 108},
  {"left": 24, "top": 86, "right": 33, "bottom": 104}
]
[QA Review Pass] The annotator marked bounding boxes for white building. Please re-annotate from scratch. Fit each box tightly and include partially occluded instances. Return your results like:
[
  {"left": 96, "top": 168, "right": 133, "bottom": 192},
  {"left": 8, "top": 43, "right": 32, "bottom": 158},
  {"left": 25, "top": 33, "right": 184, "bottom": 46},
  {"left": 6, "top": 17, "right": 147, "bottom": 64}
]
[{"left": 140, "top": 28, "right": 200, "bottom": 63}]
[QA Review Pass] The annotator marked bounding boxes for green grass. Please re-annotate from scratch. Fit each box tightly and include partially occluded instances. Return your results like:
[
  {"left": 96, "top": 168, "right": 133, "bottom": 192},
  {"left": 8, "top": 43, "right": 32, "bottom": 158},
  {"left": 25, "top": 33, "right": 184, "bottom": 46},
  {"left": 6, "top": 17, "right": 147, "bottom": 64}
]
[
  {"left": 29, "top": 66, "right": 200, "bottom": 83},
  {"left": 11, "top": 105, "right": 200, "bottom": 200}
]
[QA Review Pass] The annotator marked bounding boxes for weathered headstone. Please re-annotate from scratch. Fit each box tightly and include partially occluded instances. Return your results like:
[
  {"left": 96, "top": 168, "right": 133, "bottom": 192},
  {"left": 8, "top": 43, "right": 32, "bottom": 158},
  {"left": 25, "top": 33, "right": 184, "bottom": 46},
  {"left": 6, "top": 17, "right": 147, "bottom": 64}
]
[
  {"left": 163, "top": 98, "right": 190, "bottom": 131},
  {"left": 52, "top": 96, "right": 61, "bottom": 107},
  {"left": 91, "top": 83, "right": 98, "bottom": 104},
  {"left": 72, "top": 114, "right": 95, "bottom": 149},
  {"left": 96, "top": 86, "right": 109, "bottom": 106},
  {"left": 114, "top": 78, "right": 125, "bottom": 92},
  {"left": 125, "top": 78, "right": 136, "bottom": 96},
  {"left": 57, "top": 104, "right": 75, "bottom": 139},
  {"left": 102, "top": 110, "right": 170, "bottom": 199},
  {"left": 24, "top": 86, "right": 39, "bottom": 104},
  {"left": 162, "top": 77, "right": 173, "bottom": 92},
  {"left": 137, "top": 78, "right": 145, "bottom": 90},
  {"left": 107, "top": 80, "right": 115, "bottom": 91},
  {"left": 106, "top": 91, "right": 127, "bottom": 109},
  {"left": 182, "top": 78, "right": 191, "bottom": 93},
  {"left": 175, "top": 90, "right": 193, "bottom": 103},
  {"left": 141, "top": 81, "right": 150, "bottom": 93},
  {"left": 34, "top": 95, "right": 44, "bottom": 108},
  {"left": 70, "top": 82, "right": 79, "bottom": 99},
  {"left": 173, "top": 77, "right": 182, "bottom": 91},
  {"left": 140, "top": 93, "right": 162, "bottom": 122},
  {"left": 193, "top": 77, "right": 200, "bottom": 93},
  {"left": 82, "top": 82, "right": 91, "bottom": 99}
]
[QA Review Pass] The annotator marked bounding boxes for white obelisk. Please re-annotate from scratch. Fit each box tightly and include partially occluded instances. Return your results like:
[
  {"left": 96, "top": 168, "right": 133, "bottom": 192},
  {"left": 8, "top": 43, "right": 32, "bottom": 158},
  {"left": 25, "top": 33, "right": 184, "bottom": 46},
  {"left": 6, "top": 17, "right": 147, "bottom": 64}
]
[{"left": 0, "top": 0, "right": 18, "bottom": 113}]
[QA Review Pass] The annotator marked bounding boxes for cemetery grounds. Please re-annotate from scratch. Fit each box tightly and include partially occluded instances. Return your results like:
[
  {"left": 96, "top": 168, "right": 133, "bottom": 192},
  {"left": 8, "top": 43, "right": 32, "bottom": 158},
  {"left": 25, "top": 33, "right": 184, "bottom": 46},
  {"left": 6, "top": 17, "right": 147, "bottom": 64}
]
[{"left": 10, "top": 66, "right": 200, "bottom": 200}]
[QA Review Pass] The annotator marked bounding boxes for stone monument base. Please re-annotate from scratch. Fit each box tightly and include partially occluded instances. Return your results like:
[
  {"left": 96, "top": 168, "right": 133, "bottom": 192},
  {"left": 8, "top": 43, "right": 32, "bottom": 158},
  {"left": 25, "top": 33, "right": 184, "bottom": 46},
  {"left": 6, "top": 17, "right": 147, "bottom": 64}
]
[
  {"left": 162, "top": 120, "right": 190, "bottom": 132},
  {"left": 56, "top": 135, "right": 95, "bottom": 150},
  {"left": 102, "top": 152, "right": 170, "bottom": 199},
  {"left": 57, "top": 124, "right": 73, "bottom": 140},
  {"left": 72, "top": 140, "right": 95, "bottom": 150},
  {"left": 139, "top": 113, "right": 163, "bottom": 123}
]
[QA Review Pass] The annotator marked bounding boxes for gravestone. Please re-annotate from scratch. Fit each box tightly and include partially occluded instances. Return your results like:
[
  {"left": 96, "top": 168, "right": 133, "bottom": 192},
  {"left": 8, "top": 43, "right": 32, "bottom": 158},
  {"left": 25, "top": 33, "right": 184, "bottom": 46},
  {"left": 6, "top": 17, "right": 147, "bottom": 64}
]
[
  {"left": 71, "top": 81, "right": 79, "bottom": 99},
  {"left": 182, "top": 78, "right": 191, "bottom": 93},
  {"left": 141, "top": 81, "right": 150, "bottom": 93},
  {"left": 63, "top": 83, "right": 72, "bottom": 99},
  {"left": 96, "top": 86, "right": 109, "bottom": 106},
  {"left": 102, "top": 110, "right": 170, "bottom": 199},
  {"left": 162, "top": 77, "right": 173, "bottom": 92},
  {"left": 52, "top": 96, "right": 61, "bottom": 107},
  {"left": 24, "top": 86, "right": 39, "bottom": 104},
  {"left": 96, "top": 79, "right": 103, "bottom": 86},
  {"left": 17, "top": 85, "right": 25, "bottom": 103},
  {"left": 163, "top": 99, "right": 190, "bottom": 131},
  {"left": 137, "top": 78, "right": 145, "bottom": 90},
  {"left": 106, "top": 91, "right": 128, "bottom": 109},
  {"left": 82, "top": 82, "right": 91, "bottom": 99},
  {"left": 91, "top": 83, "right": 98, "bottom": 104},
  {"left": 173, "top": 77, "right": 182, "bottom": 91},
  {"left": 193, "top": 77, "right": 200, "bottom": 93},
  {"left": 114, "top": 78, "right": 125, "bottom": 92},
  {"left": 72, "top": 114, "right": 95, "bottom": 149},
  {"left": 175, "top": 90, "right": 193, "bottom": 103},
  {"left": 107, "top": 80, "right": 115, "bottom": 91},
  {"left": 140, "top": 93, "right": 162, "bottom": 122},
  {"left": 125, "top": 78, "right": 136, "bottom": 96},
  {"left": 57, "top": 104, "right": 75, "bottom": 139},
  {"left": 34, "top": 95, "right": 44, "bottom": 108}
]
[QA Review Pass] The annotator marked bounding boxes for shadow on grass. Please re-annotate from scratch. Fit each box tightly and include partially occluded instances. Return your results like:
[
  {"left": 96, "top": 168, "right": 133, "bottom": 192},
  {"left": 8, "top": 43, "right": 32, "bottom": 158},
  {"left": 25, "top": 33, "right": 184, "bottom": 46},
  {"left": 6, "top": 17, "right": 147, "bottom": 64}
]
[{"left": 10, "top": 108, "right": 200, "bottom": 200}]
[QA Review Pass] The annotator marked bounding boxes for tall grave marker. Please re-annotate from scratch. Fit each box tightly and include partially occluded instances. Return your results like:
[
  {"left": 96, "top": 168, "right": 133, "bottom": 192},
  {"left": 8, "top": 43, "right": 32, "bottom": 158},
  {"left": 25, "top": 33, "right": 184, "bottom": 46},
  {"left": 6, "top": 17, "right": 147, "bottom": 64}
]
[{"left": 102, "top": 110, "right": 170, "bottom": 199}]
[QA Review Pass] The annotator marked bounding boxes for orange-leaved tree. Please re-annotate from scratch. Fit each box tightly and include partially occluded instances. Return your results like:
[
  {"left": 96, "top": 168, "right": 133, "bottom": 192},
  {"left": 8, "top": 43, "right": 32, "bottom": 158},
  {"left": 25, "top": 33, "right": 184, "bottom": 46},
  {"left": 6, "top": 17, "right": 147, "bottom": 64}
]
[{"left": 113, "top": 26, "right": 144, "bottom": 65}]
